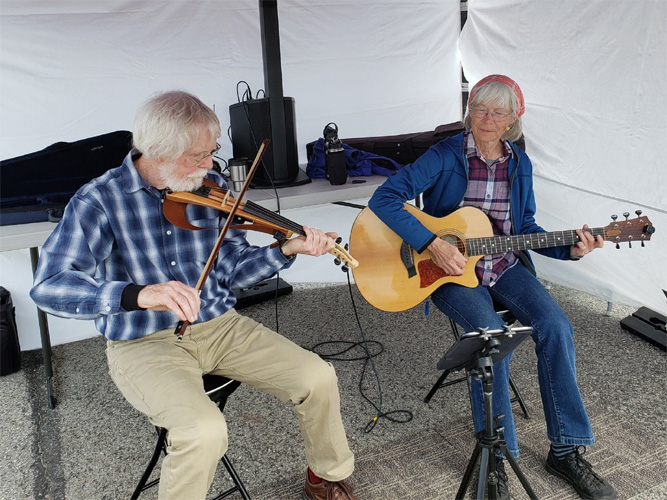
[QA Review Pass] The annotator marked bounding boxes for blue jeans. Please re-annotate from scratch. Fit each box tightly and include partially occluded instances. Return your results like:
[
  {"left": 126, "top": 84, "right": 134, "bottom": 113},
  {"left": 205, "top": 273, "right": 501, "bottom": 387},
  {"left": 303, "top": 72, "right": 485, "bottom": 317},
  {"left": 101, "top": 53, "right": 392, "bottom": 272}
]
[{"left": 431, "top": 263, "right": 594, "bottom": 457}]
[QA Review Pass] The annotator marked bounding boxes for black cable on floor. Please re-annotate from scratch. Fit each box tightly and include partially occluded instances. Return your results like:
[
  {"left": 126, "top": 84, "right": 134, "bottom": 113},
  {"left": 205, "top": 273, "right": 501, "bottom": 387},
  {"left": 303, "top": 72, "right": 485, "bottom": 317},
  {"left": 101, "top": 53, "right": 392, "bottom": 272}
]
[{"left": 311, "top": 271, "right": 413, "bottom": 432}]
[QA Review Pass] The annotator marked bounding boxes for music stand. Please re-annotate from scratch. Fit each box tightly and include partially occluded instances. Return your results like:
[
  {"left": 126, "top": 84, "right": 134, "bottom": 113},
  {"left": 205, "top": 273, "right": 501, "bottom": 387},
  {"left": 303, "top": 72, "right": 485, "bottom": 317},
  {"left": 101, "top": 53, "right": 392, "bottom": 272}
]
[{"left": 437, "top": 325, "right": 538, "bottom": 500}]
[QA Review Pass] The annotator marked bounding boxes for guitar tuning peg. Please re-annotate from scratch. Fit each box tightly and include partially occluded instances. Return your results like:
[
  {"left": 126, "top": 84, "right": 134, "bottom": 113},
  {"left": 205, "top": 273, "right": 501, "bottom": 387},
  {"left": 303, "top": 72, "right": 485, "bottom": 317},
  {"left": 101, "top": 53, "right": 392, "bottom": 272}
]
[
  {"left": 335, "top": 236, "right": 342, "bottom": 244},
  {"left": 334, "top": 258, "right": 341, "bottom": 266},
  {"left": 635, "top": 210, "right": 642, "bottom": 217},
  {"left": 615, "top": 243, "right": 620, "bottom": 249},
  {"left": 628, "top": 241, "right": 632, "bottom": 248},
  {"left": 344, "top": 243, "right": 349, "bottom": 251},
  {"left": 641, "top": 241, "right": 645, "bottom": 247},
  {"left": 611, "top": 214, "right": 617, "bottom": 222},
  {"left": 341, "top": 265, "right": 349, "bottom": 273},
  {"left": 623, "top": 212, "right": 630, "bottom": 221}
]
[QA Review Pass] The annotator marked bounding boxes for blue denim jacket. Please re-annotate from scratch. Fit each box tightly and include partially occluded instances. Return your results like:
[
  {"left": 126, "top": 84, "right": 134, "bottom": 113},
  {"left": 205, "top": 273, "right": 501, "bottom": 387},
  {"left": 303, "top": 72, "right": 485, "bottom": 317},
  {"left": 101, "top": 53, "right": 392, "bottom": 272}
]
[{"left": 368, "top": 132, "right": 570, "bottom": 269}]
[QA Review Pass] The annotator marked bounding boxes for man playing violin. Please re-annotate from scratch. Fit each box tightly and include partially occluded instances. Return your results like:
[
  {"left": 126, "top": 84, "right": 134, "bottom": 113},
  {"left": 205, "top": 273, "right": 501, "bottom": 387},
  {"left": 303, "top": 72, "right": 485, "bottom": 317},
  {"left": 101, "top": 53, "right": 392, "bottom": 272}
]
[{"left": 31, "top": 90, "right": 358, "bottom": 500}]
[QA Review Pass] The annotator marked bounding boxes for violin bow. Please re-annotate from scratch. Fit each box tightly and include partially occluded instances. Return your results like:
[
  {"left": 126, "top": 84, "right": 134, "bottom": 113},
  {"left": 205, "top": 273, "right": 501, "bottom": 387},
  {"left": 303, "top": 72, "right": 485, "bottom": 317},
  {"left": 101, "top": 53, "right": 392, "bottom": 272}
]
[{"left": 173, "top": 139, "right": 270, "bottom": 340}]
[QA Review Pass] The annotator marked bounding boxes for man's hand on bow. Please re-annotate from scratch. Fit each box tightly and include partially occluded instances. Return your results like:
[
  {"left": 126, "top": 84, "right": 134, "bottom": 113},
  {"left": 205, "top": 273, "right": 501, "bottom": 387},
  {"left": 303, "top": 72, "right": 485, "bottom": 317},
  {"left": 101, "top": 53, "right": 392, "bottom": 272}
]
[{"left": 137, "top": 281, "right": 201, "bottom": 323}]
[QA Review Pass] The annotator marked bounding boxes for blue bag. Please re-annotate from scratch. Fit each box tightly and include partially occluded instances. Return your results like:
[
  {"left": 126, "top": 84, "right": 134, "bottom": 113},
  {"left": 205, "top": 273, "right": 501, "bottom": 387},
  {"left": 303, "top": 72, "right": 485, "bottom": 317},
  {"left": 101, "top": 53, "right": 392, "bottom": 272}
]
[{"left": 306, "top": 138, "right": 403, "bottom": 179}]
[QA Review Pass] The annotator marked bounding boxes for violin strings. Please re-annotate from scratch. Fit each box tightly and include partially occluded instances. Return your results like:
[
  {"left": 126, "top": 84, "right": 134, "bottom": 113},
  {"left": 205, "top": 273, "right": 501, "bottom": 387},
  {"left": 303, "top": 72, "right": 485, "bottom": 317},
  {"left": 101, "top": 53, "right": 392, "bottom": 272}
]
[
  {"left": 205, "top": 186, "right": 305, "bottom": 236},
  {"left": 243, "top": 199, "right": 305, "bottom": 236}
]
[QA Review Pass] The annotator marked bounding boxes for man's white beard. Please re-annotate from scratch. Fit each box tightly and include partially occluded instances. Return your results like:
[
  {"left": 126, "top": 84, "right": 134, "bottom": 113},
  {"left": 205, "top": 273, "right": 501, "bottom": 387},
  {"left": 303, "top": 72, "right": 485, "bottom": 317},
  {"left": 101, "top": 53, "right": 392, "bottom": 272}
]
[{"left": 159, "top": 163, "right": 207, "bottom": 192}]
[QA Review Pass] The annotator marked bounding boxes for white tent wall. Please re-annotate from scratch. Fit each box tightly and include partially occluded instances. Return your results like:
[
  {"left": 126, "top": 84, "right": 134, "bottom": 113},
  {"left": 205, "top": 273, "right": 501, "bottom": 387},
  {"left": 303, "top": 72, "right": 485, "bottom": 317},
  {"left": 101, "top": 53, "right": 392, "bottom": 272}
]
[
  {"left": 0, "top": 0, "right": 461, "bottom": 160},
  {"left": 1, "top": 0, "right": 665, "bottom": 350},
  {"left": 0, "top": 0, "right": 462, "bottom": 350},
  {"left": 460, "top": 0, "right": 667, "bottom": 315}
]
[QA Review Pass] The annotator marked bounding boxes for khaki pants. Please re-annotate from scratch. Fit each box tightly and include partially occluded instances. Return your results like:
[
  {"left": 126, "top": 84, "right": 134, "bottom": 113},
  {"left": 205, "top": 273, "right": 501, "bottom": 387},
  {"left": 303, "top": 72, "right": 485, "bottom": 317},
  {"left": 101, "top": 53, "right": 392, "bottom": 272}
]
[{"left": 107, "top": 309, "right": 354, "bottom": 500}]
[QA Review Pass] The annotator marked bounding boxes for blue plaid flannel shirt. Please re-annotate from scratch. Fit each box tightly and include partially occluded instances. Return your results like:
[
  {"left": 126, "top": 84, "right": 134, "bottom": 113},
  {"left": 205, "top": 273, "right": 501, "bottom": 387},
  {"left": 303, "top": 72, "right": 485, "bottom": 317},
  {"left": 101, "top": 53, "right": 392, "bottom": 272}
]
[{"left": 30, "top": 152, "right": 294, "bottom": 341}]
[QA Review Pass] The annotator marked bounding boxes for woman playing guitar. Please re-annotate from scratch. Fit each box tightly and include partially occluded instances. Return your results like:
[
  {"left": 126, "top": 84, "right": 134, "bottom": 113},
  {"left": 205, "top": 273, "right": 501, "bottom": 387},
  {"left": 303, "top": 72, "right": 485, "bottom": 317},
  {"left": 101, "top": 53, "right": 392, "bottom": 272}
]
[{"left": 365, "top": 75, "right": 616, "bottom": 500}]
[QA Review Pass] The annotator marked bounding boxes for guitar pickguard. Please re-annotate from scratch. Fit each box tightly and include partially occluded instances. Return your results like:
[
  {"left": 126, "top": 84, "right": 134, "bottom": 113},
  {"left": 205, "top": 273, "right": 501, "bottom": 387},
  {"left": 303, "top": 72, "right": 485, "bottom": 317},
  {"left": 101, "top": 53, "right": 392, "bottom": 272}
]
[{"left": 418, "top": 260, "right": 449, "bottom": 288}]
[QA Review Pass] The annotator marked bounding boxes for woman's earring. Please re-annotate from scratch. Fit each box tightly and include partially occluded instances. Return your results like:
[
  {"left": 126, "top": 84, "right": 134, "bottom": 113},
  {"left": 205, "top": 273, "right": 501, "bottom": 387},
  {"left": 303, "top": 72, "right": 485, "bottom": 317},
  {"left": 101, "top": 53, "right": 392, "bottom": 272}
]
[{"left": 506, "top": 126, "right": 511, "bottom": 131}]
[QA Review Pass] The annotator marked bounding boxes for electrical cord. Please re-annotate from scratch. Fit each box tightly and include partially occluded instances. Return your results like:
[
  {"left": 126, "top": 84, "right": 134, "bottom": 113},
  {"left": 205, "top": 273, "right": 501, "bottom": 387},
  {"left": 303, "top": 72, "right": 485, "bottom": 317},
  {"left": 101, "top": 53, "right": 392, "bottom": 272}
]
[
  {"left": 231, "top": 78, "right": 413, "bottom": 429},
  {"left": 238, "top": 93, "right": 281, "bottom": 213},
  {"left": 236, "top": 80, "right": 253, "bottom": 102},
  {"left": 311, "top": 271, "right": 414, "bottom": 432},
  {"left": 233, "top": 81, "right": 285, "bottom": 330}
]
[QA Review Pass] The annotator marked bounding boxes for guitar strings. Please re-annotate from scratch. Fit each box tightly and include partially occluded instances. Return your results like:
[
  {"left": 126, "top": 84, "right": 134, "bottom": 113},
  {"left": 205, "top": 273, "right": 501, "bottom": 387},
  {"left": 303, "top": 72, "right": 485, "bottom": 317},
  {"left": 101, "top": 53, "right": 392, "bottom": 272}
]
[
  {"left": 466, "top": 228, "right": 604, "bottom": 256},
  {"left": 243, "top": 199, "right": 305, "bottom": 235},
  {"left": 203, "top": 185, "right": 306, "bottom": 236}
]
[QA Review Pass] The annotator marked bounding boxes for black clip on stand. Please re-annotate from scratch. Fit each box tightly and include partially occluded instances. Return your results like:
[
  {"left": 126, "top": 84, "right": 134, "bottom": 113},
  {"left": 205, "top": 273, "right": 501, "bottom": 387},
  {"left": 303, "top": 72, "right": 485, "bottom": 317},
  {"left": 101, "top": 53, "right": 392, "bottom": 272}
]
[{"left": 436, "top": 324, "right": 538, "bottom": 500}]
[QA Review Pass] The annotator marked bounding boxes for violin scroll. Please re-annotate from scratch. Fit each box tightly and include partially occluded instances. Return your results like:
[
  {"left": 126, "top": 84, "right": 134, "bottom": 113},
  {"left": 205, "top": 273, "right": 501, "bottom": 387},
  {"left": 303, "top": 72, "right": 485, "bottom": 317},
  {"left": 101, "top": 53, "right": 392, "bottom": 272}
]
[{"left": 331, "top": 241, "right": 359, "bottom": 271}]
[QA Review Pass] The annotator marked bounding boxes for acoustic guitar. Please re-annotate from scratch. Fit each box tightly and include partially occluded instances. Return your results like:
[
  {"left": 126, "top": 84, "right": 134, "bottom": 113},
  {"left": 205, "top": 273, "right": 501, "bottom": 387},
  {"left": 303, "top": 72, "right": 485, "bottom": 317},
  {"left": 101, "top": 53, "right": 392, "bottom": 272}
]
[{"left": 349, "top": 204, "right": 654, "bottom": 312}]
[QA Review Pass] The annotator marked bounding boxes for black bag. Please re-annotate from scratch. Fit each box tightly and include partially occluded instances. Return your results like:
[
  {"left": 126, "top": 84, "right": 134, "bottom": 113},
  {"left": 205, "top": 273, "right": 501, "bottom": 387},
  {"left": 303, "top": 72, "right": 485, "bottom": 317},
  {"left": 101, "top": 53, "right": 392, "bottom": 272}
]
[
  {"left": 307, "top": 122, "right": 466, "bottom": 166},
  {"left": 0, "top": 130, "right": 133, "bottom": 226},
  {"left": 0, "top": 286, "right": 21, "bottom": 376}
]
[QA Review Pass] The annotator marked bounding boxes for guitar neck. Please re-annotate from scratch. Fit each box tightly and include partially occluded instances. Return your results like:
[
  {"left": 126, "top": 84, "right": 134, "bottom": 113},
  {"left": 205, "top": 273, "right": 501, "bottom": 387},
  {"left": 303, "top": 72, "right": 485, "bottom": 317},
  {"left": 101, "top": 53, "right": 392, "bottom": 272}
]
[{"left": 466, "top": 227, "right": 605, "bottom": 256}]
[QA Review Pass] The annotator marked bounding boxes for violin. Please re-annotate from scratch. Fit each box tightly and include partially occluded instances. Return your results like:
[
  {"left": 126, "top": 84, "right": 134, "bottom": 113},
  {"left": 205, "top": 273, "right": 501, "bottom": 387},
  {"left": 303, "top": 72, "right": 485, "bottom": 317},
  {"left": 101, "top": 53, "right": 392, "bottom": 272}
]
[
  {"left": 164, "top": 139, "right": 356, "bottom": 341},
  {"left": 163, "top": 180, "right": 359, "bottom": 270}
]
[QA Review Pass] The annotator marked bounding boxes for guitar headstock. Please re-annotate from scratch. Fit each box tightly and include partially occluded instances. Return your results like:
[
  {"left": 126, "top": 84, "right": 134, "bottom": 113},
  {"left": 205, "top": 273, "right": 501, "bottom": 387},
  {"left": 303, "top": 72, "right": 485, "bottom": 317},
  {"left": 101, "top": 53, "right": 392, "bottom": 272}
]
[
  {"left": 603, "top": 210, "right": 655, "bottom": 248},
  {"left": 331, "top": 240, "right": 359, "bottom": 270}
]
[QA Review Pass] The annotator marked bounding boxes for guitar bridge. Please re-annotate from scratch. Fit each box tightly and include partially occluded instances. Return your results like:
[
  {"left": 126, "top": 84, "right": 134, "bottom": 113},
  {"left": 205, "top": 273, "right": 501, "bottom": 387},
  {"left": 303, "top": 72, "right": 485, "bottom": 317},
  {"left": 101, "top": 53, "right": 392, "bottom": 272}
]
[{"left": 400, "top": 241, "right": 417, "bottom": 278}]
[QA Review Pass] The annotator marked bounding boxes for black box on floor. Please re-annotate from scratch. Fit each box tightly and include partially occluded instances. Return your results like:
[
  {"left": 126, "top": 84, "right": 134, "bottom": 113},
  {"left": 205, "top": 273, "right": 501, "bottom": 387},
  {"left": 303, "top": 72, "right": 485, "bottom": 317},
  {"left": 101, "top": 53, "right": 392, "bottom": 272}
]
[
  {"left": 0, "top": 287, "right": 21, "bottom": 376},
  {"left": 620, "top": 307, "right": 666, "bottom": 350},
  {"left": 233, "top": 278, "right": 293, "bottom": 310}
]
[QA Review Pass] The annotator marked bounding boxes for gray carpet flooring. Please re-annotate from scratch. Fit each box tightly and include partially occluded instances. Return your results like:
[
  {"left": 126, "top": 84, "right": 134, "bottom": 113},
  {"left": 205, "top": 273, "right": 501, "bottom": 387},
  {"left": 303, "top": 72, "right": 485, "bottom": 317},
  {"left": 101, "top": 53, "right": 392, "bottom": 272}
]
[{"left": 1, "top": 282, "right": 665, "bottom": 500}]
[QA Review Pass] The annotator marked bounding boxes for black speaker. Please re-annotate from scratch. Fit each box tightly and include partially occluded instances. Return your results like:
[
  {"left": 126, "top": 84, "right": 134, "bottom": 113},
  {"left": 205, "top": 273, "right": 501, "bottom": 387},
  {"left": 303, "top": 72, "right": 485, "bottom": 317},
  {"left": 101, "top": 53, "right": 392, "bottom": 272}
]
[{"left": 229, "top": 97, "right": 307, "bottom": 187}]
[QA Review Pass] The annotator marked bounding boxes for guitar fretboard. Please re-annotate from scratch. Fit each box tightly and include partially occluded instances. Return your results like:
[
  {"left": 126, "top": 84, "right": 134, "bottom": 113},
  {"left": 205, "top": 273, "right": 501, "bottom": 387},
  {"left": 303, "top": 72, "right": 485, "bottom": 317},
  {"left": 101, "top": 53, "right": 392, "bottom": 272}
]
[{"left": 466, "top": 227, "right": 605, "bottom": 256}]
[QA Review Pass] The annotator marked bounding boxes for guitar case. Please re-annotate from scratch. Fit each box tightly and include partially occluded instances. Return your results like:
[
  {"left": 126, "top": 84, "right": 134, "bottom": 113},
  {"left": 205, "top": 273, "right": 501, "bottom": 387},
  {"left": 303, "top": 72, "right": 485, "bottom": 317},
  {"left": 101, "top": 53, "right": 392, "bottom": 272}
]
[
  {"left": 306, "top": 121, "right": 526, "bottom": 167},
  {"left": 0, "top": 130, "right": 133, "bottom": 226},
  {"left": 307, "top": 122, "right": 464, "bottom": 166}
]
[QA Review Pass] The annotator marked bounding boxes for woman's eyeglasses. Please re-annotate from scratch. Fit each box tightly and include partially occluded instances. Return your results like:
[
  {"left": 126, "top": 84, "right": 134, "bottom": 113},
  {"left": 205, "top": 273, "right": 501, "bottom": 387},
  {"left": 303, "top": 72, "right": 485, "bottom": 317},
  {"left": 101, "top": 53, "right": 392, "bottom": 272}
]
[{"left": 470, "top": 107, "right": 513, "bottom": 122}]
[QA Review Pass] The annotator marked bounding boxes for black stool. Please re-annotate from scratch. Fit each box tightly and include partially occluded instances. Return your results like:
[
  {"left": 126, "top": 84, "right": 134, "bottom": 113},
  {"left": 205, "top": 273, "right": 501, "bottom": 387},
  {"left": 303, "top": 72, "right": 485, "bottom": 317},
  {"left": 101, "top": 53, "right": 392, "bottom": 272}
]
[
  {"left": 131, "top": 374, "right": 251, "bottom": 500},
  {"left": 424, "top": 306, "right": 531, "bottom": 419}
]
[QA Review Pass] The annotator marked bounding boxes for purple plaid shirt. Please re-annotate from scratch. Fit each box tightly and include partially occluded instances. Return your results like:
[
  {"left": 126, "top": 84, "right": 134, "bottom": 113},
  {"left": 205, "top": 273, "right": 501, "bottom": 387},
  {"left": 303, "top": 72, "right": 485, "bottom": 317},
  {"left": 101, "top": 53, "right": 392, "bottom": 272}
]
[{"left": 461, "top": 131, "right": 518, "bottom": 286}]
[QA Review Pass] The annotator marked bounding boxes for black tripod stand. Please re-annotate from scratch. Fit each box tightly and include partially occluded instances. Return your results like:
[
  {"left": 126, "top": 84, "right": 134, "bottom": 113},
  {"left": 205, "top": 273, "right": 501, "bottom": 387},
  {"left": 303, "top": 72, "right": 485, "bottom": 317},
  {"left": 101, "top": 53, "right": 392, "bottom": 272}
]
[{"left": 436, "top": 325, "right": 538, "bottom": 500}]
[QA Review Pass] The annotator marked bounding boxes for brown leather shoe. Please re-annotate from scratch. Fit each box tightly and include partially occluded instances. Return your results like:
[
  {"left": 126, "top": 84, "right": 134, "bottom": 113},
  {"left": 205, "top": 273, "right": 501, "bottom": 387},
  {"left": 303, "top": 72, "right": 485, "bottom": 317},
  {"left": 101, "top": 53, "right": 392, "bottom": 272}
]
[{"left": 302, "top": 475, "right": 357, "bottom": 500}]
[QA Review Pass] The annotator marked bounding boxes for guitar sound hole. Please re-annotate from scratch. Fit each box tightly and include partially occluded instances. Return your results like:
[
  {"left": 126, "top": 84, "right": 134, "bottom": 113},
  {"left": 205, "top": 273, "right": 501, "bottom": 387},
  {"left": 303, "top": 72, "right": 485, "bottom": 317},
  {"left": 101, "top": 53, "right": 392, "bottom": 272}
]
[{"left": 440, "top": 234, "right": 465, "bottom": 254}]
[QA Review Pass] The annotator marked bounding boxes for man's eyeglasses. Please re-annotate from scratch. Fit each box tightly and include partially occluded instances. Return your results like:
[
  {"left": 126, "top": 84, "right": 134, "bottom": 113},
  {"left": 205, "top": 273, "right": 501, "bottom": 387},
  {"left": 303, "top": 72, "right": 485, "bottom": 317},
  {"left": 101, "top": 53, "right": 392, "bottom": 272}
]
[
  {"left": 186, "top": 143, "right": 221, "bottom": 166},
  {"left": 470, "top": 107, "right": 513, "bottom": 122}
]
